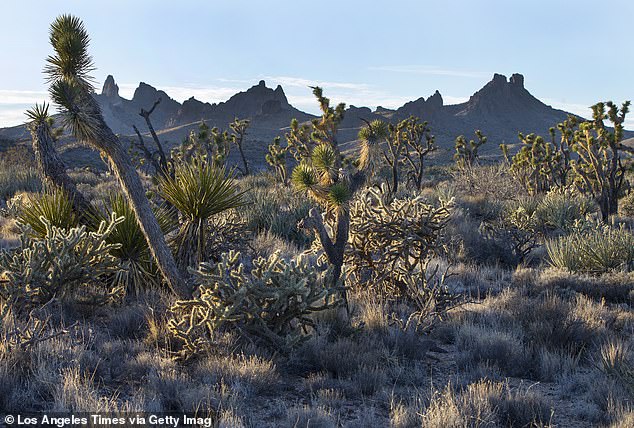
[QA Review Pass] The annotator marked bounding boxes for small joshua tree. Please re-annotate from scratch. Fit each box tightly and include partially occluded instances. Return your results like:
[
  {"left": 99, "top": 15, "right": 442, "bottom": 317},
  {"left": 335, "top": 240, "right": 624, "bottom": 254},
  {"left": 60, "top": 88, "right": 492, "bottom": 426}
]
[
  {"left": 398, "top": 117, "right": 436, "bottom": 190},
  {"left": 266, "top": 136, "right": 289, "bottom": 185},
  {"left": 454, "top": 130, "right": 487, "bottom": 170},
  {"left": 174, "top": 122, "right": 231, "bottom": 168},
  {"left": 552, "top": 115, "right": 577, "bottom": 186},
  {"left": 357, "top": 116, "right": 435, "bottom": 193},
  {"left": 229, "top": 118, "right": 251, "bottom": 175},
  {"left": 570, "top": 101, "right": 632, "bottom": 221},
  {"left": 502, "top": 133, "right": 561, "bottom": 194},
  {"left": 358, "top": 119, "right": 390, "bottom": 184}
]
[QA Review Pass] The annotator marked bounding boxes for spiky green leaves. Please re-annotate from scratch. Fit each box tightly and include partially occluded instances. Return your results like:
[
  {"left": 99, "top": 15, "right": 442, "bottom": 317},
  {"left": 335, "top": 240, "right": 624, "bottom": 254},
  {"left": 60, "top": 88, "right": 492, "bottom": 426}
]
[
  {"left": 17, "top": 190, "right": 79, "bottom": 238},
  {"left": 358, "top": 119, "right": 389, "bottom": 172},
  {"left": 44, "top": 14, "right": 95, "bottom": 86},
  {"left": 312, "top": 143, "right": 338, "bottom": 182},
  {"left": 49, "top": 79, "right": 102, "bottom": 140},
  {"left": 25, "top": 103, "right": 50, "bottom": 124},
  {"left": 326, "top": 182, "right": 351, "bottom": 208},
  {"left": 158, "top": 157, "right": 246, "bottom": 222},
  {"left": 291, "top": 161, "right": 318, "bottom": 192}
]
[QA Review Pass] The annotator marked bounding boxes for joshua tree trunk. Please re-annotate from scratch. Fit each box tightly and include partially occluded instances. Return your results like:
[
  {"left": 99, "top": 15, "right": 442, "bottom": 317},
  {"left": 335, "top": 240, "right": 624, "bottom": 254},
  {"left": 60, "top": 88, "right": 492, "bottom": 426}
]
[
  {"left": 237, "top": 143, "right": 249, "bottom": 176},
  {"left": 66, "top": 92, "right": 190, "bottom": 298},
  {"left": 303, "top": 208, "right": 349, "bottom": 311},
  {"left": 29, "top": 120, "right": 93, "bottom": 216},
  {"left": 91, "top": 124, "right": 190, "bottom": 298}
]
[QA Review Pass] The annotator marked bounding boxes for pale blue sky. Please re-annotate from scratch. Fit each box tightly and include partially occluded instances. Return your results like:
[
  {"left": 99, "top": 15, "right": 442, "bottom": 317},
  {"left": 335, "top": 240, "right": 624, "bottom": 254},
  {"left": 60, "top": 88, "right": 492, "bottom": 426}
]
[{"left": 0, "top": 0, "right": 632, "bottom": 128}]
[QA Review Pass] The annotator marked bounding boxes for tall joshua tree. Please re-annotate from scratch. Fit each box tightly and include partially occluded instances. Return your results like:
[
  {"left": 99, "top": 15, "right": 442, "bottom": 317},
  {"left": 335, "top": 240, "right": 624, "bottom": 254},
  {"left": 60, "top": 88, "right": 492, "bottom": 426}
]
[
  {"left": 25, "top": 102, "right": 93, "bottom": 217},
  {"left": 44, "top": 15, "right": 190, "bottom": 298},
  {"left": 291, "top": 87, "right": 368, "bottom": 309}
]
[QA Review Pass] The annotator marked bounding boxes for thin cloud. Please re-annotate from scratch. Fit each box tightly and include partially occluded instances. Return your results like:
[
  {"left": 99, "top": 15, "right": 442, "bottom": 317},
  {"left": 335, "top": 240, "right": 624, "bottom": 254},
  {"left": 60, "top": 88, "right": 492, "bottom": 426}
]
[
  {"left": 0, "top": 89, "right": 49, "bottom": 105},
  {"left": 368, "top": 65, "right": 491, "bottom": 79},
  {"left": 0, "top": 106, "right": 32, "bottom": 127},
  {"left": 266, "top": 76, "right": 371, "bottom": 91}
]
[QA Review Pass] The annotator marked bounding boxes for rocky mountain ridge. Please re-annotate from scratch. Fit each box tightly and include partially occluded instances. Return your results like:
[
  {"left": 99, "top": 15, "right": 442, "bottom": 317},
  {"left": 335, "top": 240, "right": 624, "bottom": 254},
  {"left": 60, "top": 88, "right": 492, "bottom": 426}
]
[{"left": 1, "top": 72, "right": 630, "bottom": 169}]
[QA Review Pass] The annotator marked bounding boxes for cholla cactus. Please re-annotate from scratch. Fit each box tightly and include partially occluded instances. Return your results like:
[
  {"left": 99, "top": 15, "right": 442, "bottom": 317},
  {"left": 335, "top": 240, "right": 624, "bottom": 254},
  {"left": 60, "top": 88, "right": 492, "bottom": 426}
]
[
  {"left": 346, "top": 185, "right": 455, "bottom": 331},
  {"left": 347, "top": 185, "right": 452, "bottom": 295},
  {"left": 265, "top": 136, "right": 289, "bottom": 185},
  {"left": 167, "top": 250, "right": 341, "bottom": 354},
  {"left": 0, "top": 214, "right": 123, "bottom": 310},
  {"left": 454, "top": 130, "right": 487, "bottom": 170}
]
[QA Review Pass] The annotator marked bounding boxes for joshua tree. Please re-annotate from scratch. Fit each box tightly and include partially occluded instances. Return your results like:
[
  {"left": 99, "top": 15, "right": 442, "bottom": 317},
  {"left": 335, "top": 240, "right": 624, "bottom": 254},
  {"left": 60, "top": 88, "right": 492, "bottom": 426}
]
[
  {"left": 25, "top": 103, "right": 93, "bottom": 217},
  {"left": 358, "top": 119, "right": 390, "bottom": 185},
  {"left": 175, "top": 122, "right": 231, "bottom": 168},
  {"left": 291, "top": 87, "right": 366, "bottom": 309},
  {"left": 43, "top": 15, "right": 189, "bottom": 298},
  {"left": 454, "top": 130, "right": 487, "bottom": 170},
  {"left": 552, "top": 115, "right": 577, "bottom": 186},
  {"left": 229, "top": 118, "right": 250, "bottom": 175},
  {"left": 399, "top": 117, "right": 436, "bottom": 190},
  {"left": 571, "top": 101, "right": 632, "bottom": 221},
  {"left": 266, "top": 136, "right": 289, "bottom": 185},
  {"left": 502, "top": 133, "right": 561, "bottom": 194}
]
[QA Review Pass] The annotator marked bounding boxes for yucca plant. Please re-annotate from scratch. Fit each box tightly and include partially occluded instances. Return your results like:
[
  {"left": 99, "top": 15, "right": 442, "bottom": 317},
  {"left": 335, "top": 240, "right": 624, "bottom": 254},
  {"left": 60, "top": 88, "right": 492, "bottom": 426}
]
[
  {"left": 88, "top": 193, "right": 178, "bottom": 295},
  {"left": 546, "top": 224, "right": 634, "bottom": 273},
  {"left": 158, "top": 156, "right": 246, "bottom": 269},
  {"left": 17, "top": 190, "right": 79, "bottom": 237},
  {"left": 534, "top": 187, "right": 596, "bottom": 233}
]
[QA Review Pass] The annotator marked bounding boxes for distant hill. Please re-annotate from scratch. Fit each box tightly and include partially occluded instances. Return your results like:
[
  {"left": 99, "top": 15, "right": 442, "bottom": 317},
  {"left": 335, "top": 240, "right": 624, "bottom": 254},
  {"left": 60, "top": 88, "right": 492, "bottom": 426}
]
[{"left": 1, "top": 73, "right": 631, "bottom": 169}]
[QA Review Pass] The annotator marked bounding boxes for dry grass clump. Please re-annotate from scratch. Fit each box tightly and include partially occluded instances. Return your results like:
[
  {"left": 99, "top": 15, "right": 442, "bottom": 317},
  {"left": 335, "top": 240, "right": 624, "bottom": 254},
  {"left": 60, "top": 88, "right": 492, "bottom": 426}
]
[{"left": 421, "top": 380, "right": 552, "bottom": 428}]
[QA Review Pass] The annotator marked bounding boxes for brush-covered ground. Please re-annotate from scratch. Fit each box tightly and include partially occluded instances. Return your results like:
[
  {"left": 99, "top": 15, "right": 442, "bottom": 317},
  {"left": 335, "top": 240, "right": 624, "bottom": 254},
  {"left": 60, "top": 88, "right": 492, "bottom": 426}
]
[{"left": 1, "top": 157, "right": 633, "bottom": 428}]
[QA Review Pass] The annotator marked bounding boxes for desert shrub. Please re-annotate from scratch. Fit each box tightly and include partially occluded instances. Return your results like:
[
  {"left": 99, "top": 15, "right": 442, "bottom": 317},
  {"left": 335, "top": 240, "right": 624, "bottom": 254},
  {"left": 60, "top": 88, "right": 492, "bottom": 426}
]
[
  {"left": 458, "top": 195, "right": 505, "bottom": 222},
  {"left": 16, "top": 190, "right": 80, "bottom": 238},
  {"left": 421, "top": 380, "right": 552, "bottom": 428},
  {"left": 619, "top": 192, "right": 634, "bottom": 217},
  {"left": 241, "top": 184, "right": 313, "bottom": 247},
  {"left": 598, "top": 339, "right": 634, "bottom": 395},
  {"left": 534, "top": 187, "right": 596, "bottom": 233},
  {"left": 167, "top": 250, "right": 341, "bottom": 355},
  {"left": 0, "top": 160, "right": 41, "bottom": 201},
  {"left": 546, "top": 224, "right": 634, "bottom": 273},
  {"left": 0, "top": 216, "right": 123, "bottom": 309},
  {"left": 479, "top": 197, "right": 542, "bottom": 265},
  {"left": 537, "top": 268, "right": 634, "bottom": 303},
  {"left": 451, "top": 164, "right": 517, "bottom": 201}
]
